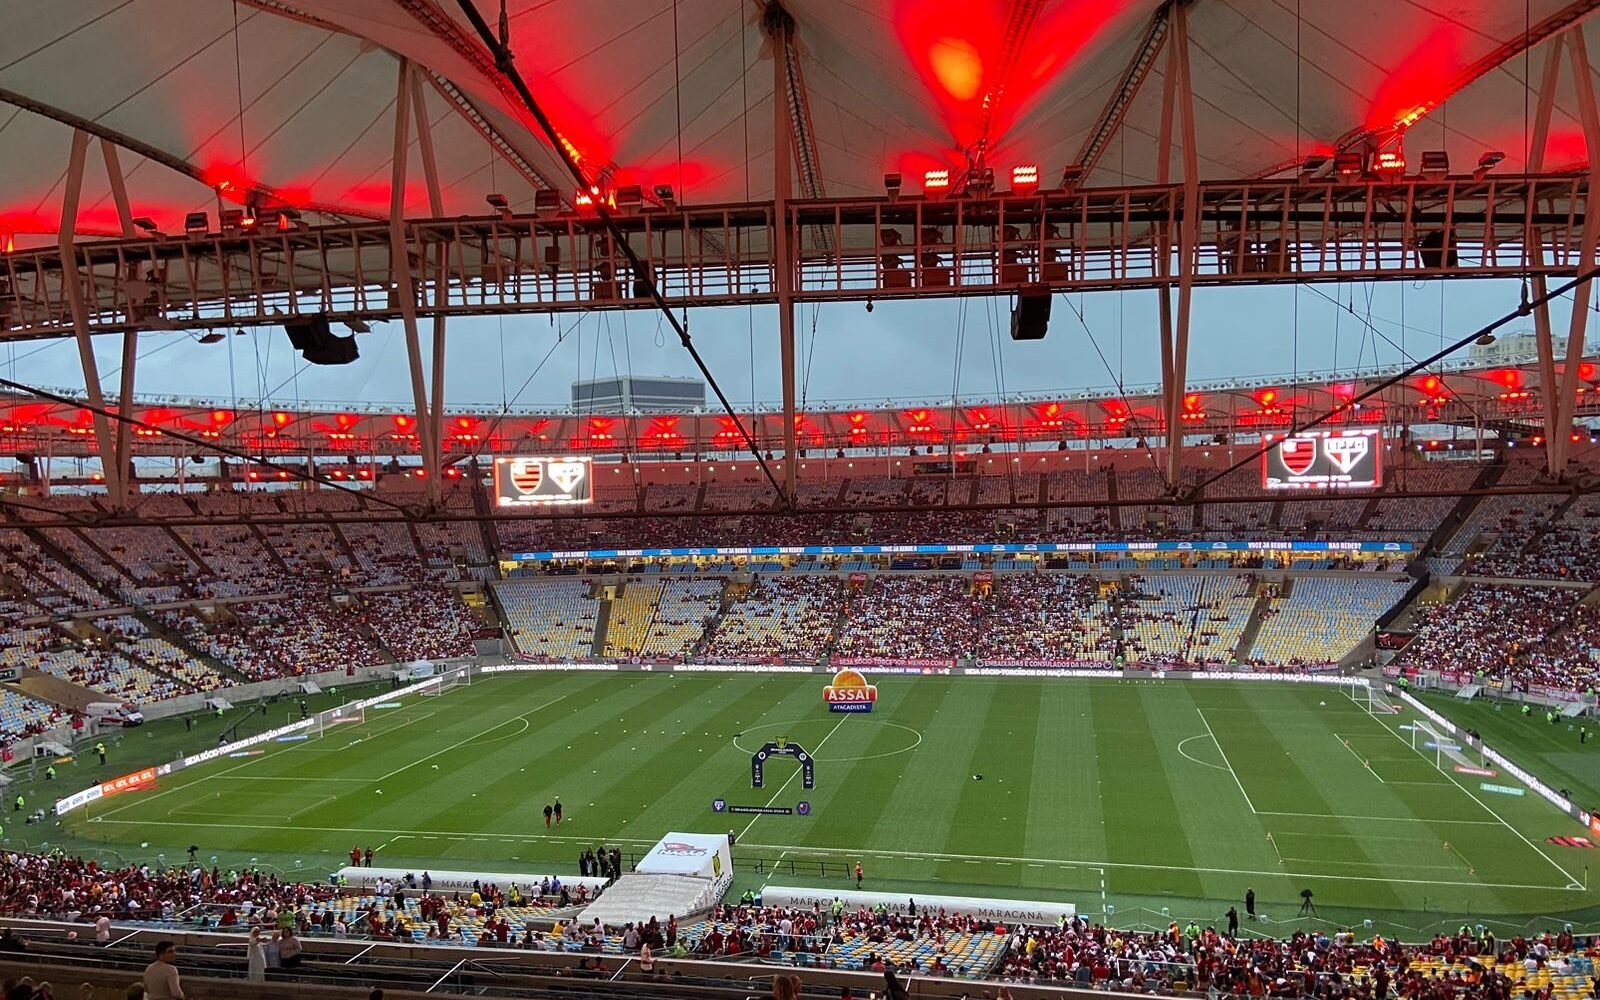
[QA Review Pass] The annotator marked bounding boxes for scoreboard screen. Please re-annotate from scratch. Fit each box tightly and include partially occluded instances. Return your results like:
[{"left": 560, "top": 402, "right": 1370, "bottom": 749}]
[
  {"left": 1261, "top": 428, "right": 1382, "bottom": 491},
  {"left": 493, "top": 456, "right": 594, "bottom": 507}
]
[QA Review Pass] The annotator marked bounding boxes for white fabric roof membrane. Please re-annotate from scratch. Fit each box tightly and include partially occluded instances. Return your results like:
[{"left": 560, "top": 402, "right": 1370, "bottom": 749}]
[{"left": 2, "top": 0, "right": 1599, "bottom": 247}]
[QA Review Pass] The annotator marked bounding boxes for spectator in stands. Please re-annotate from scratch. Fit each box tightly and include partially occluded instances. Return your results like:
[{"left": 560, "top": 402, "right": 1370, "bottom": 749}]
[{"left": 141, "top": 941, "right": 183, "bottom": 1000}]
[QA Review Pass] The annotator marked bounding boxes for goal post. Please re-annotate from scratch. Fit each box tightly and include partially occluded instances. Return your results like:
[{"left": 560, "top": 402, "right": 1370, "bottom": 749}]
[
  {"left": 421, "top": 666, "right": 470, "bottom": 696},
  {"left": 1409, "top": 717, "right": 1476, "bottom": 774},
  {"left": 317, "top": 703, "right": 365, "bottom": 735}
]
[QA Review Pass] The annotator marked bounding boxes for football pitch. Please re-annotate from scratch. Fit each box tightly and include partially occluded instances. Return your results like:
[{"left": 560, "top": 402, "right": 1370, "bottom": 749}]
[{"left": 56, "top": 673, "right": 1600, "bottom": 934}]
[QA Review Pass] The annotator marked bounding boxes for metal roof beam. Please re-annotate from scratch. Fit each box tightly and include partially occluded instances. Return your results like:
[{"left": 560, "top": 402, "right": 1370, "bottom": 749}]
[{"left": 1074, "top": 2, "right": 1173, "bottom": 180}]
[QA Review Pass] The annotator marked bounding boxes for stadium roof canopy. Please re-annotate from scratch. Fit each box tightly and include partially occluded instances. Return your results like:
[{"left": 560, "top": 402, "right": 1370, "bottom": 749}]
[{"left": 5, "top": 0, "right": 1600, "bottom": 248}]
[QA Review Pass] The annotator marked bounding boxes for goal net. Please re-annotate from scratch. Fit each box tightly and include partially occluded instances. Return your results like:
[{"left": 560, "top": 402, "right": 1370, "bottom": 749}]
[
  {"left": 317, "top": 703, "right": 365, "bottom": 734},
  {"left": 1341, "top": 680, "right": 1403, "bottom": 716},
  {"left": 1409, "top": 718, "right": 1478, "bottom": 774},
  {"left": 421, "top": 667, "right": 470, "bottom": 696}
]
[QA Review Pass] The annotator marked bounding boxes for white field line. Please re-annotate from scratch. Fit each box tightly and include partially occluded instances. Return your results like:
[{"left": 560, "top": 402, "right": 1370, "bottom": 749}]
[
  {"left": 738, "top": 713, "right": 849, "bottom": 842},
  {"left": 1196, "top": 707, "right": 1257, "bottom": 813},
  {"left": 79, "top": 816, "right": 1582, "bottom": 893},
  {"left": 1369, "top": 707, "right": 1585, "bottom": 889}
]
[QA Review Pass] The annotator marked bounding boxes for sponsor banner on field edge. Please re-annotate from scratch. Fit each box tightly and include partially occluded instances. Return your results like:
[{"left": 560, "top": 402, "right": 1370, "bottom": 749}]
[
  {"left": 56, "top": 673, "right": 450, "bottom": 816},
  {"left": 1481, "top": 782, "right": 1527, "bottom": 797},
  {"left": 508, "top": 538, "right": 1414, "bottom": 562},
  {"left": 1454, "top": 764, "right": 1496, "bottom": 777},
  {"left": 763, "top": 886, "right": 1076, "bottom": 925}
]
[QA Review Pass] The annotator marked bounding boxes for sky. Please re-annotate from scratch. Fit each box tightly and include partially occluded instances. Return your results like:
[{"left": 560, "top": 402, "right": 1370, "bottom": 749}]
[{"left": 0, "top": 275, "right": 1588, "bottom": 418}]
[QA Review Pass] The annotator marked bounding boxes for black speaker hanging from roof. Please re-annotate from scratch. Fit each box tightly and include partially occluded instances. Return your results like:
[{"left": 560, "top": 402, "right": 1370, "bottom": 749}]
[
  {"left": 283, "top": 317, "right": 359, "bottom": 365},
  {"left": 1009, "top": 285, "right": 1052, "bottom": 341}
]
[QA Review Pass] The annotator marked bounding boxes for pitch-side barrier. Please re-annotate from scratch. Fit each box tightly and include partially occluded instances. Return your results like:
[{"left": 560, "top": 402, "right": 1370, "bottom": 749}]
[{"left": 52, "top": 667, "right": 466, "bottom": 816}]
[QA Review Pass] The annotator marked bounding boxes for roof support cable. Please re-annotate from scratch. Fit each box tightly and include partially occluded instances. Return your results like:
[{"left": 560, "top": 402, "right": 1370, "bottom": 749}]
[
  {"left": 451, "top": 0, "right": 788, "bottom": 508},
  {"left": 1185, "top": 264, "right": 1600, "bottom": 505}
]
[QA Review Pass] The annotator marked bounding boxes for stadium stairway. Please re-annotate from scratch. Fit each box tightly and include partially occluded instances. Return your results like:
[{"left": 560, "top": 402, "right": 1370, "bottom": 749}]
[
  {"left": 1234, "top": 577, "right": 1290, "bottom": 662},
  {"left": 135, "top": 608, "right": 250, "bottom": 683},
  {"left": 12, "top": 668, "right": 101, "bottom": 714},
  {"left": 326, "top": 520, "right": 362, "bottom": 565},
  {"left": 1229, "top": 577, "right": 1271, "bottom": 662},
  {"left": 1356, "top": 494, "right": 1384, "bottom": 527},
  {"left": 160, "top": 514, "right": 218, "bottom": 577},
  {"left": 1423, "top": 461, "right": 1504, "bottom": 555},
  {"left": 471, "top": 483, "right": 502, "bottom": 559},
  {"left": 13, "top": 523, "right": 117, "bottom": 606},
  {"left": 60, "top": 525, "right": 140, "bottom": 591},
  {"left": 591, "top": 588, "right": 614, "bottom": 658},
  {"left": 1105, "top": 467, "right": 1121, "bottom": 531},
  {"left": 248, "top": 521, "right": 294, "bottom": 576}
]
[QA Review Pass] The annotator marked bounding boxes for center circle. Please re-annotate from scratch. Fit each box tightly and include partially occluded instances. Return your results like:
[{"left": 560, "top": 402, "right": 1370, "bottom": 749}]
[{"left": 731, "top": 719, "right": 923, "bottom": 762}]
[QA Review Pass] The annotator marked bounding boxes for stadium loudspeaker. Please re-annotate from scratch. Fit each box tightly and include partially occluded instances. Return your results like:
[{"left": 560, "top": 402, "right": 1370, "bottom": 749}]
[
  {"left": 1010, "top": 286, "right": 1052, "bottom": 341},
  {"left": 283, "top": 318, "right": 359, "bottom": 366}
]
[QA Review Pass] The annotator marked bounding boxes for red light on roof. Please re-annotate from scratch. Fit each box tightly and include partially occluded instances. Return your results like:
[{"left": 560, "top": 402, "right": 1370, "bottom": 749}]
[
  {"left": 1011, "top": 164, "right": 1039, "bottom": 190},
  {"left": 1580, "top": 363, "right": 1597, "bottom": 381},
  {"left": 330, "top": 468, "right": 346, "bottom": 479},
  {"left": 277, "top": 470, "right": 290, "bottom": 480},
  {"left": 923, "top": 169, "right": 950, "bottom": 191},
  {"left": 1256, "top": 388, "right": 1278, "bottom": 406},
  {"left": 335, "top": 413, "right": 358, "bottom": 430},
  {"left": 91, "top": 472, "right": 103, "bottom": 482},
  {"left": 1183, "top": 393, "right": 1201, "bottom": 410},
  {"left": 210, "top": 409, "right": 234, "bottom": 425},
  {"left": 848, "top": 412, "right": 868, "bottom": 425},
  {"left": 1396, "top": 106, "right": 1429, "bottom": 129},
  {"left": 394, "top": 415, "right": 413, "bottom": 429},
  {"left": 357, "top": 468, "right": 372, "bottom": 480},
  {"left": 271, "top": 411, "right": 291, "bottom": 427},
  {"left": 247, "top": 471, "right": 260, "bottom": 481},
  {"left": 1374, "top": 150, "right": 1406, "bottom": 174},
  {"left": 445, "top": 467, "right": 462, "bottom": 478},
  {"left": 455, "top": 416, "right": 475, "bottom": 430},
  {"left": 1421, "top": 375, "right": 1440, "bottom": 392},
  {"left": 1489, "top": 369, "right": 1522, "bottom": 389},
  {"left": 414, "top": 468, "right": 426, "bottom": 478}
]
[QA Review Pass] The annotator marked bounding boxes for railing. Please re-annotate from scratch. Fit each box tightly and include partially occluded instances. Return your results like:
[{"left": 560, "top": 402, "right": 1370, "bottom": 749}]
[{"left": 1, "top": 176, "right": 1590, "bottom": 339}]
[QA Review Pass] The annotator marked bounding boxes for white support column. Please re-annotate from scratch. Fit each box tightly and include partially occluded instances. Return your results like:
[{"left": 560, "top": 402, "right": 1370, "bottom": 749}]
[
  {"left": 1553, "top": 28, "right": 1600, "bottom": 473},
  {"left": 772, "top": 17, "right": 799, "bottom": 506},
  {"left": 411, "top": 69, "right": 448, "bottom": 487},
  {"left": 1168, "top": 2, "right": 1200, "bottom": 488},
  {"left": 386, "top": 57, "right": 440, "bottom": 503},
  {"left": 1154, "top": 6, "right": 1196, "bottom": 488},
  {"left": 1528, "top": 34, "right": 1566, "bottom": 472},
  {"left": 102, "top": 139, "right": 139, "bottom": 505},
  {"left": 58, "top": 128, "right": 122, "bottom": 504}
]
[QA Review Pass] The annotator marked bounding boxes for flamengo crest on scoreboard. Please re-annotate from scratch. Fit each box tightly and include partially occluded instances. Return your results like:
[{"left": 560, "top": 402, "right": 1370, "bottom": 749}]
[
  {"left": 1261, "top": 429, "right": 1382, "bottom": 491},
  {"left": 824, "top": 668, "right": 877, "bottom": 713},
  {"left": 493, "top": 456, "right": 594, "bottom": 506}
]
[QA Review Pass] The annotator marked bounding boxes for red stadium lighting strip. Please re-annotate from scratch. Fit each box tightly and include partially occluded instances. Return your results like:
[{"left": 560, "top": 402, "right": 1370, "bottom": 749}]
[
  {"left": 1186, "top": 262, "right": 1600, "bottom": 503},
  {"left": 0, "top": 375, "right": 411, "bottom": 514}
]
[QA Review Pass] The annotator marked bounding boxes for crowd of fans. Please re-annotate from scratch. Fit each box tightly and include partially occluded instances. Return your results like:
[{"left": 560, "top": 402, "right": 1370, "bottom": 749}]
[
  {"left": 6, "top": 847, "right": 1591, "bottom": 998},
  {"left": 1394, "top": 584, "right": 1600, "bottom": 693}
]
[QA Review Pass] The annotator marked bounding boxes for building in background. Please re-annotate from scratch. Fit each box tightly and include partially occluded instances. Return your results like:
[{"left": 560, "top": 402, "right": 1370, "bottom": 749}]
[{"left": 572, "top": 376, "right": 707, "bottom": 413}]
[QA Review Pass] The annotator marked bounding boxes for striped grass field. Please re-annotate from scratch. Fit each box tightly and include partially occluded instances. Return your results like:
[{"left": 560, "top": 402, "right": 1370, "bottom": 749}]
[{"left": 51, "top": 673, "right": 1600, "bottom": 935}]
